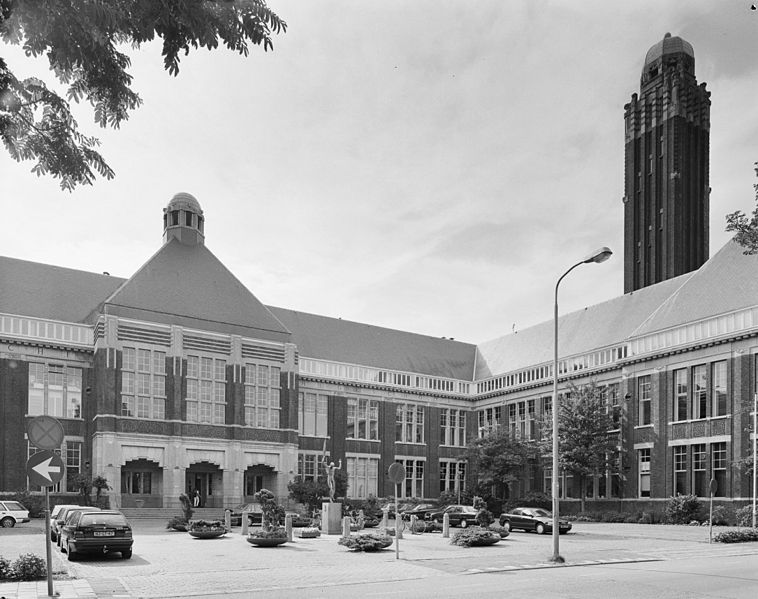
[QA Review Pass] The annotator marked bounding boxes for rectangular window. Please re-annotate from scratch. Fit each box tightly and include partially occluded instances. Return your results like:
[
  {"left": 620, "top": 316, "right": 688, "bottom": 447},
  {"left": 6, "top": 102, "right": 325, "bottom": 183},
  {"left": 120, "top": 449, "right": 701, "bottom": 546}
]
[
  {"left": 27, "top": 363, "right": 83, "bottom": 419},
  {"left": 711, "top": 361, "right": 727, "bottom": 417},
  {"left": 346, "top": 456, "right": 379, "bottom": 499},
  {"left": 347, "top": 398, "right": 379, "bottom": 441},
  {"left": 298, "top": 392, "right": 328, "bottom": 437},
  {"left": 397, "top": 459, "right": 424, "bottom": 499},
  {"left": 297, "top": 453, "right": 320, "bottom": 483},
  {"left": 477, "top": 406, "right": 502, "bottom": 437},
  {"left": 395, "top": 403, "right": 423, "bottom": 444},
  {"left": 440, "top": 408, "right": 466, "bottom": 447},
  {"left": 674, "top": 446, "right": 687, "bottom": 495},
  {"left": 244, "top": 362, "right": 280, "bottom": 428},
  {"left": 121, "top": 347, "right": 166, "bottom": 420},
  {"left": 692, "top": 443, "right": 707, "bottom": 497},
  {"left": 638, "top": 375, "right": 652, "bottom": 425},
  {"left": 186, "top": 355, "right": 226, "bottom": 425},
  {"left": 692, "top": 365, "right": 707, "bottom": 420},
  {"left": 673, "top": 368, "right": 688, "bottom": 421},
  {"left": 712, "top": 442, "right": 727, "bottom": 497},
  {"left": 638, "top": 448, "right": 651, "bottom": 497},
  {"left": 439, "top": 460, "right": 466, "bottom": 494}
]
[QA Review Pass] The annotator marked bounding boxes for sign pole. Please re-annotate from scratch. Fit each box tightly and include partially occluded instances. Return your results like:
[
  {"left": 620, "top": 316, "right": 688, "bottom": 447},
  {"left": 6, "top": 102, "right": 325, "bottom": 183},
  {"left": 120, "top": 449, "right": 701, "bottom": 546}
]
[
  {"left": 45, "top": 487, "right": 53, "bottom": 597},
  {"left": 753, "top": 393, "right": 757, "bottom": 529},
  {"left": 394, "top": 484, "right": 400, "bottom": 560}
]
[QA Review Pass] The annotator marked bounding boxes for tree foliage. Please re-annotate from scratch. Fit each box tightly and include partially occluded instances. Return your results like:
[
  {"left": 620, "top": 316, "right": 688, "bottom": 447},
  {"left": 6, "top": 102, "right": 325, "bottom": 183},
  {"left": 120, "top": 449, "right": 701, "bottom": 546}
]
[
  {"left": 725, "top": 162, "right": 758, "bottom": 253},
  {"left": 465, "top": 426, "right": 540, "bottom": 491},
  {"left": 0, "top": 0, "right": 286, "bottom": 190},
  {"left": 287, "top": 470, "right": 348, "bottom": 514}
]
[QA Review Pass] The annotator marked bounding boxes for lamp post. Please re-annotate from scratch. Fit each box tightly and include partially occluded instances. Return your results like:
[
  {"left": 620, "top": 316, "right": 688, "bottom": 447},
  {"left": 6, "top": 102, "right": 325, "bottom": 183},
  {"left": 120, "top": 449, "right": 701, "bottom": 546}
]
[{"left": 551, "top": 246, "right": 612, "bottom": 563}]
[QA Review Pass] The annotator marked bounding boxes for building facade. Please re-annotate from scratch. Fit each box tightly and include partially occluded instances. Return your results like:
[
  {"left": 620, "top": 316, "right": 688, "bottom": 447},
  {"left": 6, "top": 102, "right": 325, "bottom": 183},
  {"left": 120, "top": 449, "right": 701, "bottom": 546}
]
[{"left": 624, "top": 33, "right": 710, "bottom": 293}]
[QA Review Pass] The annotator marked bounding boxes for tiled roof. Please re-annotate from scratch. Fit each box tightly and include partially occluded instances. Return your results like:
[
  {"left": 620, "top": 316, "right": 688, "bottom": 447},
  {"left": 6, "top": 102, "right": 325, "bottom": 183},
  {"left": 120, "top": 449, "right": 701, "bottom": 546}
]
[
  {"left": 0, "top": 256, "right": 125, "bottom": 323},
  {"left": 103, "top": 239, "right": 291, "bottom": 342},
  {"left": 268, "top": 306, "right": 478, "bottom": 380}
]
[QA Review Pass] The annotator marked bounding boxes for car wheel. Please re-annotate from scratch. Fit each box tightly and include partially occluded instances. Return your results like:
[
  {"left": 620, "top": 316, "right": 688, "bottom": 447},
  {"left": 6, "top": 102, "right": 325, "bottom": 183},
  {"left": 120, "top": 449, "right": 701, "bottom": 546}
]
[
  {"left": 66, "top": 542, "right": 77, "bottom": 561},
  {"left": 535, "top": 523, "right": 546, "bottom": 535},
  {"left": 459, "top": 519, "right": 468, "bottom": 528},
  {"left": 501, "top": 520, "right": 511, "bottom": 532},
  {"left": 1, "top": 517, "right": 15, "bottom": 528},
  {"left": 122, "top": 550, "right": 132, "bottom": 559}
]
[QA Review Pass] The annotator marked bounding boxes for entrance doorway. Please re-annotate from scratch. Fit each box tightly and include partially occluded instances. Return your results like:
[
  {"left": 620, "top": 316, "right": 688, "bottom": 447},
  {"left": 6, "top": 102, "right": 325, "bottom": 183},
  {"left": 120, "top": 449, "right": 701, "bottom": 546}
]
[
  {"left": 186, "top": 461, "right": 222, "bottom": 508},
  {"left": 244, "top": 465, "right": 275, "bottom": 500}
]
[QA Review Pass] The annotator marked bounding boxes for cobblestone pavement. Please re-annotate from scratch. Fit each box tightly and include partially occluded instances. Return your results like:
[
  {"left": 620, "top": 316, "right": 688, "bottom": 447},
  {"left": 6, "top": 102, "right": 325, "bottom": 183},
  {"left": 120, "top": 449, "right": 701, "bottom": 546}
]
[{"left": 2, "top": 521, "right": 758, "bottom": 598}]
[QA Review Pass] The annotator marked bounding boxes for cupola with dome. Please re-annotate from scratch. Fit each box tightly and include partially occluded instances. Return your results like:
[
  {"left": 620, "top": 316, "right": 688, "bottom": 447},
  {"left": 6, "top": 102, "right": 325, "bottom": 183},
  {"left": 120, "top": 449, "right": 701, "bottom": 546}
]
[{"left": 163, "top": 192, "right": 205, "bottom": 246}]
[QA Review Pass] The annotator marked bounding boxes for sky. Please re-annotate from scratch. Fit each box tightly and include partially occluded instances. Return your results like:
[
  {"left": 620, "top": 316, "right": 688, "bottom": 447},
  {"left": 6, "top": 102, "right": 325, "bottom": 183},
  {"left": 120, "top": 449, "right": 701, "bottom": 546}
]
[{"left": 2, "top": 0, "right": 757, "bottom": 345}]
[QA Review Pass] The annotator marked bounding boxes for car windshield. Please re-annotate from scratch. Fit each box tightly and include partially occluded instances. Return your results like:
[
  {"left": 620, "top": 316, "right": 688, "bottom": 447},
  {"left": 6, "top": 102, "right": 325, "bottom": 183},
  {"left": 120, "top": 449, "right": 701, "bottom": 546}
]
[
  {"left": 80, "top": 513, "right": 128, "bottom": 526},
  {"left": 2, "top": 502, "right": 25, "bottom": 510},
  {"left": 531, "top": 509, "right": 551, "bottom": 517}
]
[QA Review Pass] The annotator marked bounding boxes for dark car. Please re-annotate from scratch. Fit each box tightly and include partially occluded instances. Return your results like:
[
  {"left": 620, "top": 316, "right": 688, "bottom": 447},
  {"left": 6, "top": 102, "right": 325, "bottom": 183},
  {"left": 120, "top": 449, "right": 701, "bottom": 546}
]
[
  {"left": 54, "top": 506, "right": 98, "bottom": 546},
  {"left": 499, "top": 507, "right": 572, "bottom": 535},
  {"left": 401, "top": 503, "right": 438, "bottom": 521},
  {"left": 228, "top": 502, "right": 263, "bottom": 526},
  {"left": 60, "top": 510, "right": 133, "bottom": 560},
  {"left": 428, "top": 505, "right": 479, "bottom": 527}
]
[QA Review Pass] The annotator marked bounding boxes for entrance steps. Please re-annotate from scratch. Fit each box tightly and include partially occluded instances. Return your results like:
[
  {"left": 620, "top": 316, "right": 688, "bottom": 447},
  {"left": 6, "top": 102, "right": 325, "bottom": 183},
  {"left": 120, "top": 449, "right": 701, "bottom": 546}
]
[{"left": 120, "top": 507, "right": 228, "bottom": 521}]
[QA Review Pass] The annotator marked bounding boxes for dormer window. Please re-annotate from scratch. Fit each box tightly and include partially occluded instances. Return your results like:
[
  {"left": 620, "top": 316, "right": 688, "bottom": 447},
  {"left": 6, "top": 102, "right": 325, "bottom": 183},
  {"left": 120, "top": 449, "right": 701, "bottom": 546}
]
[
  {"left": 171, "top": 210, "right": 179, "bottom": 226},
  {"left": 198, "top": 216, "right": 204, "bottom": 233},
  {"left": 185, "top": 212, "right": 193, "bottom": 226}
]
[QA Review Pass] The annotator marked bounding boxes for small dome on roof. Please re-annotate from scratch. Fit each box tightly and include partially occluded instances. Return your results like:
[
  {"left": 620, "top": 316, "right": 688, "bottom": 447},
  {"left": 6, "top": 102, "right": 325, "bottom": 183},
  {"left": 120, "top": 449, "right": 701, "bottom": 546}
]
[
  {"left": 644, "top": 33, "right": 694, "bottom": 68},
  {"left": 166, "top": 192, "right": 203, "bottom": 215}
]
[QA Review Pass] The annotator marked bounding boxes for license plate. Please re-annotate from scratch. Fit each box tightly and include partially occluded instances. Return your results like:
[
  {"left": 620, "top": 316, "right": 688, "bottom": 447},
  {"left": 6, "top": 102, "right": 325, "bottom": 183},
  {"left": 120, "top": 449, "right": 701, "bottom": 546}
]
[{"left": 94, "top": 531, "right": 114, "bottom": 537}]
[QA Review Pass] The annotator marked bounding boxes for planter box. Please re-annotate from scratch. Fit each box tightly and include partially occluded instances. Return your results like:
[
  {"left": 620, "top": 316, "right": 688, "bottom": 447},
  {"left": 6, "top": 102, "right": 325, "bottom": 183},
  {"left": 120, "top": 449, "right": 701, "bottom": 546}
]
[
  {"left": 189, "top": 529, "right": 226, "bottom": 539},
  {"left": 247, "top": 536, "right": 287, "bottom": 547}
]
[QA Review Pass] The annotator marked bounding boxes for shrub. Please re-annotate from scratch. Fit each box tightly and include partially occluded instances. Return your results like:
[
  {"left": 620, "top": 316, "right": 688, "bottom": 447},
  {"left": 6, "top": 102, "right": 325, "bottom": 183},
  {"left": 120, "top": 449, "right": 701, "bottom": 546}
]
[
  {"left": 450, "top": 528, "right": 501, "bottom": 547},
  {"left": 11, "top": 554, "right": 47, "bottom": 581},
  {"left": 736, "top": 505, "right": 757, "bottom": 528},
  {"left": 338, "top": 533, "right": 393, "bottom": 552},
  {"left": 189, "top": 519, "right": 225, "bottom": 531},
  {"left": 0, "top": 556, "right": 12, "bottom": 580},
  {"left": 665, "top": 494, "right": 702, "bottom": 524},
  {"left": 600, "top": 511, "right": 628, "bottom": 523},
  {"left": 488, "top": 523, "right": 510, "bottom": 538},
  {"left": 166, "top": 516, "right": 188, "bottom": 531},
  {"left": 179, "top": 493, "right": 193, "bottom": 522},
  {"left": 505, "top": 491, "right": 552, "bottom": 512},
  {"left": 473, "top": 496, "right": 494, "bottom": 527},
  {"left": 713, "top": 528, "right": 758, "bottom": 543},
  {"left": 709, "top": 505, "right": 731, "bottom": 526}
]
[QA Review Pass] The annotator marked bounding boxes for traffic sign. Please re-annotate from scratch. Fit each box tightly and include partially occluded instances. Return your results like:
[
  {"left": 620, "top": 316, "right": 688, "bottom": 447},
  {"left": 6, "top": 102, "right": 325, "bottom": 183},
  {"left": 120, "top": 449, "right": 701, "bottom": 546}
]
[
  {"left": 387, "top": 462, "right": 405, "bottom": 484},
  {"left": 27, "top": 416, "right": 64, "bottom": 450},
  {"left": 26, "top": 451, "right": 65, "bottom": 487}
]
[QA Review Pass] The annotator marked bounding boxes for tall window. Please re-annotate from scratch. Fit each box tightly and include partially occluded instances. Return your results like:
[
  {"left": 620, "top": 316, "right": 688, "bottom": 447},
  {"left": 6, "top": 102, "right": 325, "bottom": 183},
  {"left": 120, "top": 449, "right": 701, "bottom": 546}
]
[
  {"left": 348, "top": 397, "right": 379, "bottom": 440},
  {"left": 638, "top": 449, "right": 651, "bottom": 497},
  {"left": 121, "top": 347, "right": 166, "bottom": 420},
  {"left": 244, "top": 362, "right": 280, "bottom": 428},
  {"left": 692, "top": 443, "right": 707, "bottom": 497},
  {"left": 28, "top": 363, "right": 82, "bottom": 419},
  {"left": 712, "top": 442, "right": 727, "bottom": 497},
  {"left": 439, "top": 460, "right": 466, "bottom": 494},
  {"left": 673, "top": 446, "right": 687, "bottom": 495},
  {"left": 673, "top": 368, "right": 688, "bottom": 421},
  {"left": 691, "top": 365, "right": 707, "bottom": 420},
  {"left": 477, "top": 406, "right": 502, "bottom": 437},
  {"left": 298, "top": 392, "right": 328, "bottom": 436},
  {"left": 297, "top": 453, "right": 320, "bottom": 482},
  {"left": 397, "top": 459, "right": 424, "bottom": 498},
  {"left": 527, "top": 400, "right": 536, "bottom": 438},
  {"left": 187, "top": 355, "right": 226, "bottom": 425},
  {"left": 508, "top": 403, "right": 517, "bottom": 436},
  {"left": 638, "top": 375, "right": 652, "bottom": 425},
  {"left": 602, "top": 384, "right": 621, "bottom": 429},
  {"left": 440, "top": 408, "right": 466, "bottom": 447},
  {"left": 121, "top": 471, "right": 152, "bottom": 494},
  {"left": 395, "top": 403, "right": 423, "bottom": 443},
  {"left": 711, "top": 361, "right": 727, "bottom": 417},
  {"left": 346, "top": 456, "right": 378, "bottom": 499}
]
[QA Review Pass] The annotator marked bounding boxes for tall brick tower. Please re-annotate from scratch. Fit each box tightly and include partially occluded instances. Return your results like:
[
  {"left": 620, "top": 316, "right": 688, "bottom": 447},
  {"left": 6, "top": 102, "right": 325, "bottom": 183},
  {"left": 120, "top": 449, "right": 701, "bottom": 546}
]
[{"left": 623, "top": 33, "right": 710, "bottom": 293}]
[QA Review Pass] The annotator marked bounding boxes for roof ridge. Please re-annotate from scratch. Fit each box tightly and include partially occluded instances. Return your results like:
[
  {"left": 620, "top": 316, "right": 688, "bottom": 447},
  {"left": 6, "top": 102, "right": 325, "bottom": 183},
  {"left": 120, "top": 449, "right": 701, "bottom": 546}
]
[{"left": 626, "top": 271, "right": 696, "bottom": 338}]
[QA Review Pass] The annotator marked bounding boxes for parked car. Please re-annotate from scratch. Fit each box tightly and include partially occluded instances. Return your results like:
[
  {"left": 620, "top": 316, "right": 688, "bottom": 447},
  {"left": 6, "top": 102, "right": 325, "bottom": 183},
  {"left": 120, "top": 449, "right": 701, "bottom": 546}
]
[
  {"left": 50, "top": 504, "right": 85, "bottom": 541},
  {"left": 499, "top": 507, "right": 572, "bottom": 535},
  {"left": 227, "top": 502, "right": 263, "bottom": 526},
  {"left": 428, "top": 505, "right": 479, "bottom": 527},
  {"left": 60, "top": 510, "right": 133, "bottom": 560},
  {"left": 55, "top": 506, "right": 99, "bottom": 546},
  {"left": 401, "top": 503, "right": 438, "bottom": 521},
  {"left": 0, "top": 500, "right": 30, "bottom": 528},
  {"left": 379, "top": 501, "right": 416, "bottom": 518}
]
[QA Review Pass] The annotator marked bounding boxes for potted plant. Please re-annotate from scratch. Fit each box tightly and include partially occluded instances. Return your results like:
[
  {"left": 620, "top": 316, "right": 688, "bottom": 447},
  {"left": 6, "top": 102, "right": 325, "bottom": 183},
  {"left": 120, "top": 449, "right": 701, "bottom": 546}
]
[
  {"left": 338, "top": 533, "right": 393, "bottom": 552},
  {"left": 188, "top": 519, "right": 227, "bottom": 539},
  {"left": 247, "top": 489, "right": 287, "bottom": 547}
]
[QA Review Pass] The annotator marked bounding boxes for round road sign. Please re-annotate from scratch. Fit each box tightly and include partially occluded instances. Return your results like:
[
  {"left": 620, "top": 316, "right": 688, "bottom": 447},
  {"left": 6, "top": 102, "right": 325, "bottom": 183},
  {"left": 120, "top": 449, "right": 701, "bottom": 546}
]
[
  {"left": 27, "top": 415, "right": 64, "bottom": 450},
  {"left": 26, "top": 450, "right": 66, "bottom": 487},
  {"left": 387, "top": 462, "right": 405, "bottom": 484}
]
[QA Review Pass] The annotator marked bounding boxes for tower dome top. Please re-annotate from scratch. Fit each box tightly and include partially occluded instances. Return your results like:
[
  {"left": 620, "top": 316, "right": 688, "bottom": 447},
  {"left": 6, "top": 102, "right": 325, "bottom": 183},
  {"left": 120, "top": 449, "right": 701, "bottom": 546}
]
[
  {"left": 163, "top": 192, "right": 205, "bottom": 246},
  {"left": 643, "top": 33, "right": 694, "bottom": 68},
  {"left": 166, "top": 192, "right": 203, "bottom": 215}
]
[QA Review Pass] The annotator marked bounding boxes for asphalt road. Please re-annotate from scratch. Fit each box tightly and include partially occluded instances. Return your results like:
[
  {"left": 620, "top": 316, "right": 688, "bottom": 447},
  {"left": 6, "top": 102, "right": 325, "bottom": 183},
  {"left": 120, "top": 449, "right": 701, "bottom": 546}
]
[{"left": 2, "top": 519, "right": 757, "bottom": 598}]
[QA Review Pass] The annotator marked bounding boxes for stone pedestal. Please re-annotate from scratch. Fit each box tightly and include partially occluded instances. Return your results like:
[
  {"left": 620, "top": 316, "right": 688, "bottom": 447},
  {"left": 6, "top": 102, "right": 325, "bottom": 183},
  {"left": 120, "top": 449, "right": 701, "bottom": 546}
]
[{"left": 322, "top": 502, "right": 343, "bottom": 535}]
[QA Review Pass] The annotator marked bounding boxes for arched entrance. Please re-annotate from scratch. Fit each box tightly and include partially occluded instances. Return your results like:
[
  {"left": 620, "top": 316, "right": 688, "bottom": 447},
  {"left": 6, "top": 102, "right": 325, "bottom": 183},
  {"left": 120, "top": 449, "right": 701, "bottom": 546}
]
[
  {"left": 186, "top": 461, "right": 223, "bottom": 508},
  {"left": 121, "top": 459, "right": 162, "bottom": 508},
  {"left": 244, "top": 465, "right": 276, "bottom": 501}
]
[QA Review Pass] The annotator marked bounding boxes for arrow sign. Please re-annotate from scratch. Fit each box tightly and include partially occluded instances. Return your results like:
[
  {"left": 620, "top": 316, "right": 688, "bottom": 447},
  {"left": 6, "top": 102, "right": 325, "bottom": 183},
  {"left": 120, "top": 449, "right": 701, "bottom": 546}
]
[{"left": 26, "top": 451, "right": 66, "bottom": 488}]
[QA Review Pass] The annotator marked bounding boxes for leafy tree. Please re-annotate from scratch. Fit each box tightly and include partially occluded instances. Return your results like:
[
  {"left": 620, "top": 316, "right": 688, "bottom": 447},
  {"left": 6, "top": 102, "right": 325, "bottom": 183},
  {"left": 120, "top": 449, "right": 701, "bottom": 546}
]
[
  {"left": 725, "top": 162, "right": 758, "bottom": 253},
  {"left": 0, "top": 0, "right": 286, "bottom": 190},
  {"left": 540, "top": 381, "right": 619, "bottom": 512},
  {"left": 287, "top": 470, "right": 348, "bottom": 514},
  {"left": 465, "top": 426, "right": 541, "bottom": 501}
]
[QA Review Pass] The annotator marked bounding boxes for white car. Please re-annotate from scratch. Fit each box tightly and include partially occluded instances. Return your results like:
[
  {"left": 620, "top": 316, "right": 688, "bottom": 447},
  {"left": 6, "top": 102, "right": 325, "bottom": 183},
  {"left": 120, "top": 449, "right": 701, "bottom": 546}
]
[{"left": 0, "top": 500, "right": 30, "bottom": 528}]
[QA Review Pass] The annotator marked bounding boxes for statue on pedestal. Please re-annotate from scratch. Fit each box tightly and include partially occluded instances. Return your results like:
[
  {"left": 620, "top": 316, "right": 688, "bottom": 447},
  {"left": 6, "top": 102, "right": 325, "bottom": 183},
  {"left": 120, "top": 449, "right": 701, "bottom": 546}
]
[{"left": 322, "top": 456, "right": 342, "bottom": 502}]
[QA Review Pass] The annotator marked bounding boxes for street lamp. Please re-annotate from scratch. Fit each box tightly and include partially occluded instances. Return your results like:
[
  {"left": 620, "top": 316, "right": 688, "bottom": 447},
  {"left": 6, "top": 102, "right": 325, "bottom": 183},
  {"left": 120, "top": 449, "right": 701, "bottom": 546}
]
[{"left": 551, "top": 246, "right": 612, "bottom": 563}]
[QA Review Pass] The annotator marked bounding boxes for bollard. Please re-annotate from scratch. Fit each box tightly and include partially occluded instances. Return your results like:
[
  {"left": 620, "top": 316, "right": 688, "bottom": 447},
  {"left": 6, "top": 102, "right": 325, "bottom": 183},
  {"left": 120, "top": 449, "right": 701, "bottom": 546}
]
[
  {"left": 242, "top": 511, "right": 249, "bottom": 535},
  {"left": 342, "top": 516, "right": 351, "bottom": 539},
  {"left": 382, "top": 509, "right": 389, "bottom": 529},
  {"left": 285, "top": 514, "right": 293, "bottom": 542},
  {"left": 410, "top": 515, "right": 418, "bottom": 534},
  {"left": 397, "top": 514, "right": 403, "bottom": 540},
  {"left": 443, "top": 513, "right": 450, "bottom": 538},
  {"left": 224, "top": 509, "right": 231, "bottom": 530}
]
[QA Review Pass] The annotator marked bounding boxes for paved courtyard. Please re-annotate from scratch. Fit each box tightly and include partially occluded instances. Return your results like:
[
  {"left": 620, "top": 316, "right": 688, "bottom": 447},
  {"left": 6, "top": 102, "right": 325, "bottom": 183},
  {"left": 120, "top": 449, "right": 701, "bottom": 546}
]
[{"left": 2, "top": 520, "right": 758, "bottom": 598}]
